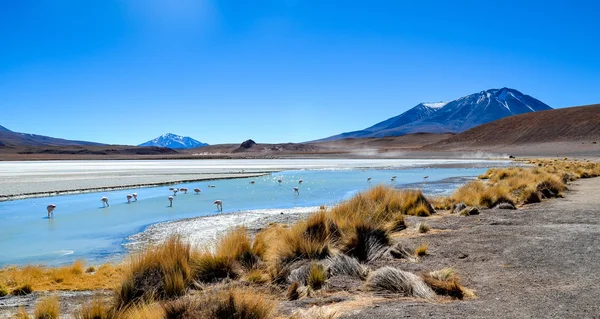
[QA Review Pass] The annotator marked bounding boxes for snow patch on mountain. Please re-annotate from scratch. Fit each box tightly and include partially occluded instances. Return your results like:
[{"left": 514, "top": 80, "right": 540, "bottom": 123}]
[{"left": 138, "top": 133, "right": 208, "bottom": 149}]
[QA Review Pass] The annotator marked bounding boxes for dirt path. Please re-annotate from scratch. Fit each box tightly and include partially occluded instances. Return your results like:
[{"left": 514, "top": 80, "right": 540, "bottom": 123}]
[{"left": 345, "top": 177, "right": 600, "bottom": 318}]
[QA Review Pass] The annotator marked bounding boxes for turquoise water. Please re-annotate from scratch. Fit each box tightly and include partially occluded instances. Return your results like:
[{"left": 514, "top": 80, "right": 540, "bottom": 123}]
[{"left": 0, "top": 166, "right": 493, "bottom": 266}]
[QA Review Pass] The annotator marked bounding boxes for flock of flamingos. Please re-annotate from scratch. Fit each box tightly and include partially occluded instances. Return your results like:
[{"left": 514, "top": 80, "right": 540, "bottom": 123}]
[{"left": 45, "top": 175, "right": 429, "bottom": 218}]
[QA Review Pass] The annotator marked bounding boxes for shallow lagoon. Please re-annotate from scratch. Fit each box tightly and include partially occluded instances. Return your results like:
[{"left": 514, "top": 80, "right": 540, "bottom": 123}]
[{"left": 0, "top": 159, "right": 508, "bottom": 266}]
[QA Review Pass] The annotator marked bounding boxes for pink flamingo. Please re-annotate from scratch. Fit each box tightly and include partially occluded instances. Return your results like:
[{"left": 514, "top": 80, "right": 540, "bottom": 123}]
[
  {"left": 47, "top": 204, "right": 56, "bottom": 218},
  {"left": 127, "top": 194, "right": 132, "bottom": 203},
  {"left": 168, "top": 196, "right": 174, "bottom": 207},
  {"left": 194, "top": 188, "right": 201, "bottom": 194},
  {"left": 367, "top": 177, "right": 372, "bottom": 183},
  {"left": 293, "top": 187, "right": 299, "bottom": 195},
  {"left": 101, "top": 197, "right": 109, "bottom": 207},
  {"left": 277, "top": 178, "right": 282, "bottom": 185},
  {"left": 213, "top": 200, "right": 223, "bottom": 212},
  {"left": 173, "top": 189, "right": 178, "bottom": 196},
  {"left": 298, "top": 179, "right": 303, "bottom": 184},
  {"left": 132, "top": 193, "right": 138, "bottom": 201},
  {"left": 180, "top": 187, "right": 188, "bottom": 194}
]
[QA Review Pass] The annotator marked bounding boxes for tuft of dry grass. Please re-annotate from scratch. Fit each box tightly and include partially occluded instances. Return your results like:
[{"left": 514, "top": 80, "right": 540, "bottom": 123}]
[
  {"left": 119, "top": 302, "right": 165, "bottom": 319},
  {"left": 216, "top": 227, "right": 257, "bottom": 268},
  {"left": 34, "top": 295, "right": 60, "bottom": 319},
  {"left": 11, "top": 283, "right": 33, "bottom": 296},
  {"left": 365, "top": 267, "right": 435, "bottom": 299},
  {"left": 307, "top": 262, "right": 327, "bottom": 290},
  {"left": 415, "top": 243, "right": 429, "bottom": 257},
  {"left": 114, "top": 235, "right": 194, "bottom": 310},
  {"left": 340, "top": 223, "right": 390, "bottom": 263},
  {"left": 191, "top": 252, "right": 238, "bottom": 283},
  {"left": 327, "top": 254, "right": 368, "bottom": 280},
  {"left": 13, "top": 307, "right": 30, "bottom": 319},
  {"left": 287, "top": 281, "right": 300, "bottom": 301},
  {"left": 421, "top": 273, "right": 464, "bottom": 299},
  {"left": 74, "top": 297, "right": 114, "bottom": 319},
  {"left": 0, "top": 283, "right": 8, "bottom": 297},
  {"left": 417, "top": 222, "right": 430, "bottom": 233}
]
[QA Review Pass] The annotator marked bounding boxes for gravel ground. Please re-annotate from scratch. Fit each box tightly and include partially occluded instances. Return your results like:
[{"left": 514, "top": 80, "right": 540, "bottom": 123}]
[{"left": 344, "top": 177, "right": 600, "bottom": 318}]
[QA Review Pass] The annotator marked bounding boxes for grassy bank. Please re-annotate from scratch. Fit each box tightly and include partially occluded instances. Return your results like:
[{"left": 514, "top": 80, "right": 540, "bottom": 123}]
[{"left": 3, "top": 159, "right": 600, "bottom": 318}]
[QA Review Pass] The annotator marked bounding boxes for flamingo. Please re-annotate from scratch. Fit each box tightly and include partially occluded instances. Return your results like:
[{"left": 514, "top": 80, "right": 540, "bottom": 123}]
[
  {"left": 423, "top": 176, "right": 429, "bottom": 182},
  {"left": 180, "top": 187, "right": 188, "bottom": 194},
  {"left": 214, "top": 200, "right": 223, "bottom": 212},
  {"left": 169, "top": 187, "right": 175, "bottom": 191},
  {"left": 367, "top": 177, "right": 372, "bottom": 183},
  {"left": 101, "top": 197, "right": 109, "bottom": 207},
  {"left": 298, "top": 179, "right": 303, "bottom": 184},
  {"left": 208, "top": 185, "right": 216, "bottom": 188},
  {"left": 126, "top": 194, "right": 132, "bottom": 204},
  {"left": 293, "top": 187, "right": 299, "bottom": 195},
  {"left": 173, "top": 189, "right": 178, "bottom": 196},
  {"left": 194, "top": 188, "right": 201, "bottom": 194},
  {"left": 168, "top": 196, "right": 173, "bottom": 207},
  {"left": 47, "top": 204, "right": 56, "bottom": 218},
  {"left": 250, "top": 181, "right": 255, "bottom": 184},
  {"left": 132, "top": 193, "right": 138, "bottom": 201},
  {"left": 277, "top": 178, "right": 282, "bottom": 185}
]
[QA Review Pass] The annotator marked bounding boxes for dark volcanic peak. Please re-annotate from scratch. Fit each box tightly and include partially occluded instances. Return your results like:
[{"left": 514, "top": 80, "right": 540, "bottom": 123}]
[
  {"left": 239, "top": 139, "right": 257, "bottom": 149},
  {"left": 0, "top": 125, "right": 13, "bottom": 133},
  {"left": 321, "top": 88, "right": 552, "bottom": 140},
  {"left": 138, "top": 133, "right": 208, "bottom": 149}
]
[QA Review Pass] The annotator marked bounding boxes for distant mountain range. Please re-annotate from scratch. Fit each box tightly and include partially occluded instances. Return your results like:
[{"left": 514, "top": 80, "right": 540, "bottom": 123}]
[
  {"left": 0, "top": 125, "right": 104, "bottom": 147},
  {"left": 321, "top": 88, "right": 552, "bottom": 141},
  {"left": 138, "top": 133, "right": 208, "bottom": 149}
]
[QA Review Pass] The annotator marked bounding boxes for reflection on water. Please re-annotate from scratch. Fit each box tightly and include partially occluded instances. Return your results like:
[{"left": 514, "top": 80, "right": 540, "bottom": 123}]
[{"left": 0, "top": 165, "right": 504, "bottom": 266}]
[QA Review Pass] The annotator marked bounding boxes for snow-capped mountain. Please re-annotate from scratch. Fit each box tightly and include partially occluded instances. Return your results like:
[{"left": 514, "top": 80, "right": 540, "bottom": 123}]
[
  {"left": 321, "top": 88, "right": 552, "bottom": 140},
  {"left": 138, "top": 133, "right": 208, "bottom": 149}
]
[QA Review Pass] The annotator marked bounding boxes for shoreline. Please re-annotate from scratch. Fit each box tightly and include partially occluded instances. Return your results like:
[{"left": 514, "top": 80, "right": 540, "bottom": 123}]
[{"left": 0, "top": 172, "right": 272, "bottom": 202}]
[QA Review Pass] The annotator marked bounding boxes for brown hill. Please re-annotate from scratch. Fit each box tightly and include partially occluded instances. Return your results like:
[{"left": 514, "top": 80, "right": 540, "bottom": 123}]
[
  {"left": 426, "top": 104, "right": 600, "bottom": 153},
  {"left": 0, "top": 125, "right": 104, "bottom": 147}
]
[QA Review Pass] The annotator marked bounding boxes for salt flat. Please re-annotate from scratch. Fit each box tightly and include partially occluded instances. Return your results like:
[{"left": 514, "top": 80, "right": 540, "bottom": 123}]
[{"left": 0, "top": 159, "right": 505, "bottom": 200}]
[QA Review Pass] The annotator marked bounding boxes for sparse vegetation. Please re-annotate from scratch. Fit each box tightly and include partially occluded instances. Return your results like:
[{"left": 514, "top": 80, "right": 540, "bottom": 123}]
[
  {"left": 12, "top": 307, "right": 29, "bottom": 319},
  {"left": 34, "top": 295, "right": 60, "bottom": 319},
  {"left": 415, "top": 243, "right": 429, "bottom": 256},
  {"left": 365, "top": 267, "right": 435, "bottom": 299},
  {"left": 3, "top": 159, "right": 598, "bottom": 317},
  {"left": 417, "top": 222, "right": 430, "bottom": 233}
]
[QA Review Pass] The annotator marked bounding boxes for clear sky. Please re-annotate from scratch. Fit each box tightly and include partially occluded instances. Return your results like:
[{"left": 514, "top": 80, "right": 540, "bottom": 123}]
[{"left": 1, "top": 0, "right": 599, "bottom": 145}]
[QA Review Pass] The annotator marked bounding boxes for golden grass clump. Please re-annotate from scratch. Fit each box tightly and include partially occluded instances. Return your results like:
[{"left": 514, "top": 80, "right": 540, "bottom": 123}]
[
  {"left": 415, "top": 243, "right": 429, "bottom": 257},
  {"left": 114, "top": 235, "right": 194, "bottom": 310},
  {"left": 12, "top": 307, "right": 29, "bottom": 319},
  {"left": 191, "top": 252, "right": 238, "bottom": 283},
  {"left": 340, "top": 223, "right": 390, "bottom": 262},
  {"left": 74, "top": 297, "right": 114, "bottom": 319},
  {"left": 11, "top": 282, "right": 33, "bottom": 296},
  {"left": 34, "top": 295, "right": 60, "bottom": 319},
  {"left": 307, "top": 262, "right": 327, "bottom": 290},
  {"left": 421, "top": 273, "right": 464, "bottom": 299},
  {"left": 417, "top": 222, "right": 430, "bottom": 233},
  {"left": 0, "top": 283, "right": 8, "bottom": 297},
  {"left": 216, "top": 226, "right": 257, "bottom": 268}
]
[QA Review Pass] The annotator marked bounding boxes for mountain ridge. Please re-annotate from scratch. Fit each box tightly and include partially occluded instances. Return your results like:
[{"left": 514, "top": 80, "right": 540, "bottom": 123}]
[
  {"left": 321, "top": 88, "right": 552, "bottom": 141},
  {"left": 139, "top": 133, "right": 208, "bottom": 149}
]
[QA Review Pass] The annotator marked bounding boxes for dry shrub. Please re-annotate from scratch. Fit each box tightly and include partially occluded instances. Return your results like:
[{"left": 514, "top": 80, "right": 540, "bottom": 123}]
[
  {"left": 365, "top": 267, "right": 435, "bottom": 300},
  {"left": 268, "top": 215, "right": 331, "bottom": 266},
  {"left": 192, "top": 253, "right": 238, "bottom": 283},
  {"left": 0, "top": 283, "right": 8, "bottom": 297},
  {"left": 119, "top": 303, "right": 165, "bottom": 319},
  {"left": 74, "top": 297, "right": 114, "bottom": 319},
  {"left": 307, "top": 263, "right": 327, "bottom": 290},
  {"left": 174, "top": 288, "right": 275, "bottom": 319},
  {"left": 216, "top": 227, "right": 257, "bottom": 268},
  {"left": 243, "top": 269, "right": 268, "bottom": 285},
  {"left": 13, "top": 307, "right": 29, "bottom": 319},
  {"left": 252, "top": 224, "right": 285, "bottom": 259},
  {"left": 289, "top": 306, "right": 338, "bottom": 319},
  {"left": 385, "top": 214, "right": 406, "bottom": 232},
  {"left": 11, "top": 282, "right": 33, "bottom": 296},
  {"left": 114, "top": 235, "right": 193, "bottom": 309},
  {"left": 327, "top": 254, "right": 368, "bottom": 280},
  {"left": 421, "top": 273, "right": 464, "bottom": 299},
  {"left": 415, "top": 243, "right": 428, "bottom": 257},
  {"left": 340, "top": 223, "right": 390, "bottom": 263},
  {"left": 417, "top": 222, "right": 430, "bottom": 233},
  {"left": 287, "top": 281, "right": 300, "bottom": 301},
  {"left": 34, "top": 295, "right": 59, "bottom": 319}
]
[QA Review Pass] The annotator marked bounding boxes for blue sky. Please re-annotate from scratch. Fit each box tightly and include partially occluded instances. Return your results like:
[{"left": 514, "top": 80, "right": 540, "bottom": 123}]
[{"left": 1, "top": 0, "right": 599, "bottom": 145}]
